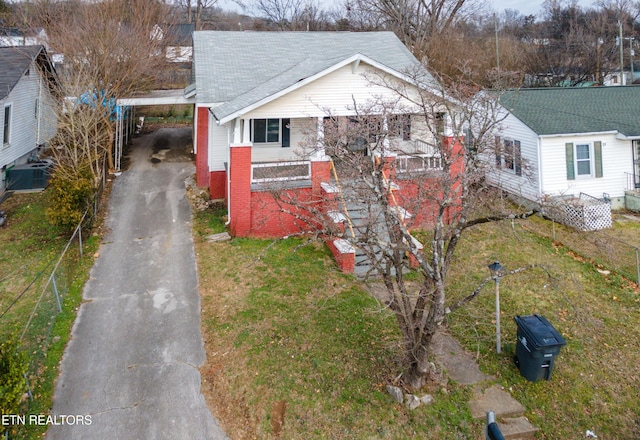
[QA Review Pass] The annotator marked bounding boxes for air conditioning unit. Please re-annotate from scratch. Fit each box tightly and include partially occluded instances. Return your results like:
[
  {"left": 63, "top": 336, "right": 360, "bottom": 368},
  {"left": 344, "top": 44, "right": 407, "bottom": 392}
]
[{"left": 7, "top": 159, "right": 54, "bottom": 191}]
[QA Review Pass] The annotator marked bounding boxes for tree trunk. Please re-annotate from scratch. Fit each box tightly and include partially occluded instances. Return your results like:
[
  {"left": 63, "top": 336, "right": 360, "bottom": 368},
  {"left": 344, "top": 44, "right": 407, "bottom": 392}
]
[{"left": 404, "top": 336, "right": 433, "bottom": 390}]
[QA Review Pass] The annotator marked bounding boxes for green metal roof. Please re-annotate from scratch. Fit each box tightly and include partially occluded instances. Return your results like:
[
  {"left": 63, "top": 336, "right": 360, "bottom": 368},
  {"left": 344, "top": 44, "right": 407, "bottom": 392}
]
[{"left": 499, "top": 86, "right": 640, "bottom": 137}]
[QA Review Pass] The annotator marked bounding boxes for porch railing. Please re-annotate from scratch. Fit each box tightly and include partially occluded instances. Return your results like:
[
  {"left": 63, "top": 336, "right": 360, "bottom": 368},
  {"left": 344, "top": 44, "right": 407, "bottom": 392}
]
[
  {"left": 395, "top": 139, "right": 443, "bottom": 173},
  {"left": 625, "top": 172, "right": 640, "bottom": 191},
  {"left": 413, "top": 139, "right": 440, "bottom": 156},
  {"left": 251, "top": 160, "right": 311, "bottom": 183}
]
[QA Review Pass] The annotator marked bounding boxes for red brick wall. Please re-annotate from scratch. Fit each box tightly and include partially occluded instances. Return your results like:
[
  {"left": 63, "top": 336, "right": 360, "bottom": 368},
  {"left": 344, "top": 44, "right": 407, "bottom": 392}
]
[
  {"left": 209, "top": 171, "right": 227, "bottom": 200},
  {"left": 195, "top": 106, "right": 210, "bottom": 188},
  {"left": 229, "top": 145, "right": 252, "bottom": 237},
  {"left": 249, "top": 188, "right": 315, "bottom": 238},
  {"left": 324, "top": 238, "right": 355, "bottom": 273}
]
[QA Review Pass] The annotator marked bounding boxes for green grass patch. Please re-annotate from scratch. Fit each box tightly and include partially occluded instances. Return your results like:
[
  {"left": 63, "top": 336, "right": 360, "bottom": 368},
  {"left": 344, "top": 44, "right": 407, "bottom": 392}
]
[
  {"left": 0, "top": 192, "right": 102, "bottom": 439},
  {"left": 196, "top": 207, "right": 640, "bottom": 438}
]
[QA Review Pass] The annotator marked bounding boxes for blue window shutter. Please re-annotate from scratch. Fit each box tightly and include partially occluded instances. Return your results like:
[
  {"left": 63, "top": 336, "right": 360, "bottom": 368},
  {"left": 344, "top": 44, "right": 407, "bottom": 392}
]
[
  {"left": 565, "top": 143, "right": 575, "bottom": 180},
  {"left": 594, "top": 141, "right": 603, "bottom": 178}
]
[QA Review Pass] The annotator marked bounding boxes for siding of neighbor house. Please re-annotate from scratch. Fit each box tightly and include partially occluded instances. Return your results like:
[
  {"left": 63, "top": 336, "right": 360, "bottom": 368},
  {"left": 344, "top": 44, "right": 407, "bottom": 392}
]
[
  {"left": 488, "top": 112, "right": 541, "bottom": 202},
  {"left": 1, "top": 61, "right": 57, "bottom": 191},
  {"left": 539, "top": 134, "right": 631, "bottom": 199}
]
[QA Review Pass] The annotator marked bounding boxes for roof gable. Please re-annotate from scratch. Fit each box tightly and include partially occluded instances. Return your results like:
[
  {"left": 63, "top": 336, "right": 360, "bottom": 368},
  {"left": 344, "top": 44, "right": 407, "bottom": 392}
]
[
  {"left": 0, "top": 45, "right": 56, "bottom": 101},
  {"left": 192, "top": 31, "right": 439, "bottom": 121},
  {"left": 500, "top": 87, "right": 640, "bottom": 137}
]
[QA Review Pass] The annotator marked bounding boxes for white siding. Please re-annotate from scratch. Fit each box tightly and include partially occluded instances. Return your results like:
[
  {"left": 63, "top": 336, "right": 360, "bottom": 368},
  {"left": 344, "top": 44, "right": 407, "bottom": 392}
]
[
  {"left": 1, "top": 60, "right": 58, "bottom": 192},
  {"left": 243, "top": 62, "right": 422, "bottom": 119},
  {"left": 251, "top": 118, "right": 312, "bottom": 163},
  {"left": 539, "top": 134, "right": 632, "bottom": 199},
  {"left": 208, "top": 116, "right": 229, "bottom": 171},
  {"left": 486, "top": 113, "right": 541, "bottom": 201}
]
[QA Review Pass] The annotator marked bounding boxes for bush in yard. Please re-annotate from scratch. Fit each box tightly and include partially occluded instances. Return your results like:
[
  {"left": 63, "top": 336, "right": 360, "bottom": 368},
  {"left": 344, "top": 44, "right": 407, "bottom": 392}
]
[
  {"left": 46, "top": 169, "right": 95, "bottom": 232},
  {"left": 0, "top": 335, "right": 28, "bottom": 418}
]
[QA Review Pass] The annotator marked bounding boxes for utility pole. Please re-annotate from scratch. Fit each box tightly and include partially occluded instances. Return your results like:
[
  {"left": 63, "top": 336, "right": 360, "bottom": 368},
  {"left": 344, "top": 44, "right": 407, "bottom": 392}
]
[
  {"left": 620, "top": 20, "right": 625, "bottom": 85},
  {"left": 597, "top": 38, "right": 603, "bottom": 84},
  {"left": 494, "top": 13, "right": 500, "bottom": 85},
  {"left": 631, "top": 37, "right": 635, "bottom": 82}
]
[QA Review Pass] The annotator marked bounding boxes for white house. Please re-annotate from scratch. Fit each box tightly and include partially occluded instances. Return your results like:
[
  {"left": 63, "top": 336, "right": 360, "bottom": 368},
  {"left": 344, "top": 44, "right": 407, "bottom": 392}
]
[
  {"left": 0, "top": 45, "right": 59, "bottom": 193},
  {"left": 187, "top": 31, "right": 452, "bottom": 238},
  {"left": 488, "top": 86, "right": 640, "bottom": 211},
  {"left": 0, "top": 28, "right": 49, "bottom": 49}
]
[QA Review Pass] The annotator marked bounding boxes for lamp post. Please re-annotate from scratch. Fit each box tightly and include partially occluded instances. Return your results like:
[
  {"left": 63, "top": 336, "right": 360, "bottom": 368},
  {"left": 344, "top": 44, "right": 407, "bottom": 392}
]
[{"left": 488, "top": 261, "right": 505, "bottom": 354}]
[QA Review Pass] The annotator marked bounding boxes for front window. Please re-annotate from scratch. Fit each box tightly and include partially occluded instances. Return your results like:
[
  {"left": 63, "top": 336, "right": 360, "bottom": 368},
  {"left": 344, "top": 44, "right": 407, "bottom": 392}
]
[
  {"left": 389, "top": 114, "right": 411, "bottom": 141},
  {"left": 3, "top": 104, "right": 11, "bottom": 147},
  {"left": 575, "top": 144, "right": 591, "bottom": 176},
  {"left": 252, "top": 118, "right": 280, "bottom": 143}
]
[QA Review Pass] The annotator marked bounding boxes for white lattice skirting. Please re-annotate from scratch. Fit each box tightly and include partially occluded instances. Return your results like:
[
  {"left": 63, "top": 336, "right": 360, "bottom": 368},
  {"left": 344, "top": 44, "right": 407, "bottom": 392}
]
[{"left": 549, "top": 193, "right": 612, "bottom": 231}]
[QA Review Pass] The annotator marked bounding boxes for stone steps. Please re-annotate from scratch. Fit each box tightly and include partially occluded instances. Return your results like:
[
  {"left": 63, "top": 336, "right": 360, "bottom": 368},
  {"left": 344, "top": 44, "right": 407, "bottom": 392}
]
[
  {"left": 432, "top": 331, "right": 538, "bottom": 440},
  {"left": 469, "top": 384, "right": 538, "bottom": 440}
]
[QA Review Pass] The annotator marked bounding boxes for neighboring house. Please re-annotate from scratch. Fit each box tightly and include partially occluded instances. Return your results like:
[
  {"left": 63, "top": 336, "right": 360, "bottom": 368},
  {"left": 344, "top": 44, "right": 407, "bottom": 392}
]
[
  {"left": 0, "top": 27, "right": 49, "bottom": 48},
  {"left": 188, "top": 31, "right": 455, "bottom": 240},
  {"left": 0, "top": 45, "right": 59, "bottom": 193},
  {"left": 489, "top": 86, "right": 640, "bottom": 212},
  {"left": 163, "top": 23, "right": 194, "bottom": 63}
]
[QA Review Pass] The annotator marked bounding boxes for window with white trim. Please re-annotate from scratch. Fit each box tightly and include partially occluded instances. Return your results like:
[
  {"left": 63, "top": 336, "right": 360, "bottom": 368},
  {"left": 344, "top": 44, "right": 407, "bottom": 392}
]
[
  {"left": 3, "top": 104, "right": 11, "bottom": 147},
  {"left": 575, "top": 144, "right": 591, "bottom": 176},
  {"left": 565, "top": 141, "right": 603, "bottom": 180},
  {"left": 251, "top": 118, "right": 290, "bottom": 147}
]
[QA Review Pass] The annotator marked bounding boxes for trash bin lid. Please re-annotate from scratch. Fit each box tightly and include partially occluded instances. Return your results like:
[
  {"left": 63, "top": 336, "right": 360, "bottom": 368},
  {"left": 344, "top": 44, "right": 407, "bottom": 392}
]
[{"left": 514, "top": 314, "right": 566, "bottom": 349}]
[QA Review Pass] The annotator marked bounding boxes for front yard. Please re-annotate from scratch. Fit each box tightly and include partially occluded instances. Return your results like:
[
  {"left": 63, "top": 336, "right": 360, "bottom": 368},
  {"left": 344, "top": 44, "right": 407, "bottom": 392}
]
[{"left": 194, "top": 206, "right": 640, "bottom": 439}]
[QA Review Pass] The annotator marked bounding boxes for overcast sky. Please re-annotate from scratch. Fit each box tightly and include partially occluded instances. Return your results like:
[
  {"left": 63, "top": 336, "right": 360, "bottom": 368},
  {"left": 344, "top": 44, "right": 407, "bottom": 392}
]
[{"left": 491, "top": 0, "right": 596, "bottom": 17}]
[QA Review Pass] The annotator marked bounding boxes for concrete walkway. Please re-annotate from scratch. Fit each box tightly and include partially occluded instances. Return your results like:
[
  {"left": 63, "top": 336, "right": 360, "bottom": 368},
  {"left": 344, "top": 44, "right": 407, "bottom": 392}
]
[
  {"left": 47, "top": 128, "right": 228, "bottom": 440},
  {"left": 432, "top": 331, "right": 538, "bottom": 439}
]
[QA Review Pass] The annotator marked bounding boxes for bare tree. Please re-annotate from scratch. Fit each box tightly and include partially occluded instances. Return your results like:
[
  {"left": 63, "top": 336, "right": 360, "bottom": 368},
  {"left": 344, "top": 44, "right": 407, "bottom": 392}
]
[
  {"left": 174, "top": 0, "right": 220, "bottom": 29},
  {"left": 37, "top": 0, "right": 174, "bottom": 173},
  {"left": 340, "top": 0, "right": 482, "bottom": 58},
  {"left": 240, "top": 0, "right": 330, "bottom": 30},
  {"left": 263, "top": 72, "right": 532, "bottom": 390}
]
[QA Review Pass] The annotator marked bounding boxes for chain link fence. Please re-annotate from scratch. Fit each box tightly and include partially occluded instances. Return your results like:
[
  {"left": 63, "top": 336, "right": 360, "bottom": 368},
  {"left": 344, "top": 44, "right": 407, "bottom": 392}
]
[
  {"left": 522, "top": 215, "right": 640, "bottom": 286},
  {"left": 0, "top": 176, "right": 105, "bottom": 424}
]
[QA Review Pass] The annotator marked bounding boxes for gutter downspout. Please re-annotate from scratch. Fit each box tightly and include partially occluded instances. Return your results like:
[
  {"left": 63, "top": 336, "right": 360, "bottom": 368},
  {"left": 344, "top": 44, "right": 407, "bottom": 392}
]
[
  {"left": 208, "top": 107, "right": 232, "bottom": 227},
  {"left": 36, "top": 64, "right": 42, "bottom": 150},
  {"left": 536, "top": 136, "right": 544, "bottom": 200},
  {"left": 225, "top": 120, "right": 231, "bottom": 226}
]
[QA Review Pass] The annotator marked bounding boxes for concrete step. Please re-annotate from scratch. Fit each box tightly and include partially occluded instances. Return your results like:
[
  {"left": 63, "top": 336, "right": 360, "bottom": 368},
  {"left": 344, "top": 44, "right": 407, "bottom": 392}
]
[
  {"left": 495, "top": 416, "right": 539, "bottom": 440},
  {"left": 469, "top": 385, "right": 525, "bottom": 420},
  {"left": 470, "top": 385, "right": 538, "bottom": 439}
]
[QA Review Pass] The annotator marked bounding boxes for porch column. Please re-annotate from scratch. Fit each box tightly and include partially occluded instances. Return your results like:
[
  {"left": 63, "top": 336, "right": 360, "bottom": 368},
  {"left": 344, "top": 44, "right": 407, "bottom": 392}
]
[
  {"left": 228, "top": 144, "right": 252, "bottom": 237},
  {"left": 310, "top": 117, "right": 329, "bottom": 161}
]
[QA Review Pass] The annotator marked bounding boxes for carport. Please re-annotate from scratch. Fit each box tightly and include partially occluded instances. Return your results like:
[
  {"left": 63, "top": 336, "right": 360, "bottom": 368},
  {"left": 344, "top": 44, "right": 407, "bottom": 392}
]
[{"left": 115, "top": 88, "right": 195, "bottom": 171}]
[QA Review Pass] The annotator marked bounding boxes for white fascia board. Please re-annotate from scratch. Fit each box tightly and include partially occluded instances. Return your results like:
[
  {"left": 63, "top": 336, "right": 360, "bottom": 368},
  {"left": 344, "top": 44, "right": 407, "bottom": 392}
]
[
  {"left": 218, "top": 54, "right": 427, "bottom": 125},
  {"left": 615, "top": 132, "right": 640, "bottom": 140},
  {"left": 538, "top": 130, "right": 619, "bottom": 139}
]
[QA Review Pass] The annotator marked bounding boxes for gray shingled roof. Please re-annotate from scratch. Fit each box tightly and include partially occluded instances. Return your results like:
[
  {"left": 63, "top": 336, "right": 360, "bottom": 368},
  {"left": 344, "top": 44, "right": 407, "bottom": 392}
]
[
  {"left": 192, "top": 31, "right": 439, "bottom": 122},
  {"left": 500, "top": 86, "right": 640, "bottom": 137},
  {"left": 0, "top": 45, "right": 47, "bottom": 101}
]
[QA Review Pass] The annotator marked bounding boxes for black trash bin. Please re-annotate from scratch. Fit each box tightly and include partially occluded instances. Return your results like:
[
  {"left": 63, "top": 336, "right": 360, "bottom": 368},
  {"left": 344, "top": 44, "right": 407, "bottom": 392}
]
[{"left": 514, "top": 314, "right": 566, "bottom": 382}]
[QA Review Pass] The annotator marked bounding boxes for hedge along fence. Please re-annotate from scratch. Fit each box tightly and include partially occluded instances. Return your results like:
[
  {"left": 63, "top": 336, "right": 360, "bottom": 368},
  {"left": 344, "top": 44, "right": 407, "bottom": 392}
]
[{"left": 0, "top": 173, "right": 106, "bottom": 434}]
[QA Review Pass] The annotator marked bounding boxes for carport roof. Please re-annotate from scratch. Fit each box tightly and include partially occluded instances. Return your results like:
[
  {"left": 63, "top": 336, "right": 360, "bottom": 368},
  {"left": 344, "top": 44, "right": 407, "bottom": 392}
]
[{"left": 117, "top": 89, "right": 195, "bottom": 106}]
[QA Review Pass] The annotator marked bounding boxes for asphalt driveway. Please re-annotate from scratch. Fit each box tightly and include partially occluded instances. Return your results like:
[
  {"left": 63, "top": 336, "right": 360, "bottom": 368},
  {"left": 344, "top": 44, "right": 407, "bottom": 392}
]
[{"left": 47, "top": 127, "right": 228, "bottom": 440}]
